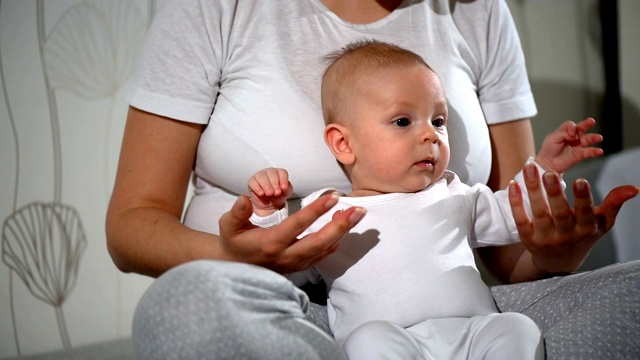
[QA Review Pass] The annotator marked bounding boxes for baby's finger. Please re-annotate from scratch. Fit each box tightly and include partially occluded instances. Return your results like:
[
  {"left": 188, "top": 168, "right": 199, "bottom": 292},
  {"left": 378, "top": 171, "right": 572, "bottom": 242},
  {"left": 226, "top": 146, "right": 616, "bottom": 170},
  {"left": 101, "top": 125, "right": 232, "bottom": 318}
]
[
  {"left": 255, "top": 171, "right": 278, "bottom": 196},
  {"left": 276, "top": 168, "right": 290, "bottom": 191},
  {"left": 248, "top": 177, "right": 266, "bottom": 196},
  {"left": 553, "top": 120, "right": 578, "bottom": 141},
  {"left": 575, "top": 117, "right": 597, "bottom": 134},
  {"left": 265, "top": 170, "right": 284, "bottom": 196},
  {"left": 579, "top": 133, "right": 604, "bottom": 147},
  {"left": 580, "top": 147, "right": 604, "bottom": 160}
]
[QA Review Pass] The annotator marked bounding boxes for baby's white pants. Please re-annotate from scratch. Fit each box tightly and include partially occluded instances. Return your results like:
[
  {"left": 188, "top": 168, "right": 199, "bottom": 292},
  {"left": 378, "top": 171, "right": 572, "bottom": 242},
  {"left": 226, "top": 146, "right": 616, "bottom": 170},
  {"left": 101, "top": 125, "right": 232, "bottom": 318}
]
[{"left": 342, "top": 312, "right": 544, "bottom": 360}]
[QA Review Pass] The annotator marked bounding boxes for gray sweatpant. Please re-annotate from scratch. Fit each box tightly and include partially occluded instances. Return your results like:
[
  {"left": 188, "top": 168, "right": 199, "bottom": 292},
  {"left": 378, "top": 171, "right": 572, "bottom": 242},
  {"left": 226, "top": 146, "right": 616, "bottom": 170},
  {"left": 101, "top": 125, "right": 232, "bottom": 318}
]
[
  {"left": 132, "top": 260, "right": 344, "bottom": 360},
  {"left": 133, "top": 260, "right": 640, "bottom": 360}
]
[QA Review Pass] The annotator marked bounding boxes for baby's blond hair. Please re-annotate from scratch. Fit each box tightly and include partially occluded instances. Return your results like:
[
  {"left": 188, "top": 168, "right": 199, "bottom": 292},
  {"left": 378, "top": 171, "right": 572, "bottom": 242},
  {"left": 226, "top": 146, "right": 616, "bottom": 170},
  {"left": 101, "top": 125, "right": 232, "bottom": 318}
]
[{"left": 321, "top": 39, "right": 432, "bottom": 125}]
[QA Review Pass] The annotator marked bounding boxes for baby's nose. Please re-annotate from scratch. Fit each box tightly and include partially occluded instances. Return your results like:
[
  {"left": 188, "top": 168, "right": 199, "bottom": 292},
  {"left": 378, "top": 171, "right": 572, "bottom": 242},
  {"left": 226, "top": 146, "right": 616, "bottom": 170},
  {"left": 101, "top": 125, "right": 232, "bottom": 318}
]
[{"left": 420, "top": 124, "right": 438, "bottom": 143}]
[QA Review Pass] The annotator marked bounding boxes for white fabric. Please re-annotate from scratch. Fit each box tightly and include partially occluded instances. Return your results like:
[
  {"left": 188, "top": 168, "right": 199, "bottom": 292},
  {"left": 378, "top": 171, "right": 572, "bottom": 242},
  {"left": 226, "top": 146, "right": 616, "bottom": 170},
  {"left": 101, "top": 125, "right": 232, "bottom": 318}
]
[
  {"left": 302, "top": 171, "right": 524, "bottom": 343},
  {"left": 127, "top": 0, "right": 537, "bottom": 236},
  {"left": 342, "top": 313, "right": 543, "bottom": 360},
  {"left": 251, "top": 160, "right": 553, "bottom": 345}
]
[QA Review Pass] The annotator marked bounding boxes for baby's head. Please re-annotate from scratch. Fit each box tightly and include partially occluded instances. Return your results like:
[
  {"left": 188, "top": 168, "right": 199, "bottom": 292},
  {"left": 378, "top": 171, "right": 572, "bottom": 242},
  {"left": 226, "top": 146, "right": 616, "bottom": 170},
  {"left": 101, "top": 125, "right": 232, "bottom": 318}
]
[{"left": 320, "top": 40, "right": 450, "bottom": 196}]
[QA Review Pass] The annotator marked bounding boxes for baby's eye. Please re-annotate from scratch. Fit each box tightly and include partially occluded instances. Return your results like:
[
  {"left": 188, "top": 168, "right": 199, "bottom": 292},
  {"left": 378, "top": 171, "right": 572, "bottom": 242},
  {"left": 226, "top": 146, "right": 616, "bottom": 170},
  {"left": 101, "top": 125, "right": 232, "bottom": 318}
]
[
  {"left": 432, "top": 118, "right": 446, "bottom": 129},
  {"left": 394, "top": 118, "right": 410, "bottom": 127}
]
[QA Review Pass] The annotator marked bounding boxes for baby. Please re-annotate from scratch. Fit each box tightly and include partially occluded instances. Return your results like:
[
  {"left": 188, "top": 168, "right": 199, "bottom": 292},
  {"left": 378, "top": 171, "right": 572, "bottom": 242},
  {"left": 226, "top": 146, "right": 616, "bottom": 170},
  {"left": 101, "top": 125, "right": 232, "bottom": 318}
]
[{"left": 248, "top": 40, "right": 603, "bottom": 359}]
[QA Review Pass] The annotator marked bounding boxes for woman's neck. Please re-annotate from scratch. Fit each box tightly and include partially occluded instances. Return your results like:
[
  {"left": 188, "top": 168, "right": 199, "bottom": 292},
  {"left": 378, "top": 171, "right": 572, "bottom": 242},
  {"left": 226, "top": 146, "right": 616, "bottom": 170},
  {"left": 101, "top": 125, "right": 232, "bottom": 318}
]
[{"left": 321, "top": 0, "right": 403, "bottom": 24}]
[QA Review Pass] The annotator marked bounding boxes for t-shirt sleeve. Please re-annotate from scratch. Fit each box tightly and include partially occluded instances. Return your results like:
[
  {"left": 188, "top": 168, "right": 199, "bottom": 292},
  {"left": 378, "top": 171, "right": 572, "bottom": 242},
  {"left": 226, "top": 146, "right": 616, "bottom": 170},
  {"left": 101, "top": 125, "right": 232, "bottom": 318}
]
[
  {"left": 126, "top": 0, "right": 227, "bottom": 124},
  {"left": 454, "top": 0, "right": 537, "bottom": 125},
  {"left": 480, "top": 0, "right": 537, "bottom": 124}
]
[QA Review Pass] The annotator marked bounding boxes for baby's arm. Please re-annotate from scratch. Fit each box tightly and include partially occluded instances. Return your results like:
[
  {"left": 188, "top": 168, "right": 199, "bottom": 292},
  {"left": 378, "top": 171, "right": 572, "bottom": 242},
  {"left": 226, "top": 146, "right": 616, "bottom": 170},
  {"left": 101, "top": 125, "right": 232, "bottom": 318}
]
[{"left": 534, "top": 117, "right": 604, "bottom": 174}]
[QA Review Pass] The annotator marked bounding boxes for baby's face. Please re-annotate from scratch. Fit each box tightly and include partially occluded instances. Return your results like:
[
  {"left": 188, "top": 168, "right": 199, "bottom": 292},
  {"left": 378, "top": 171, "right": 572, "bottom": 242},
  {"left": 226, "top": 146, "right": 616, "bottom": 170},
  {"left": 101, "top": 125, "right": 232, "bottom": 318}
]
[{"left": 345, "top": 64, "right": 450, "bottom": 196}]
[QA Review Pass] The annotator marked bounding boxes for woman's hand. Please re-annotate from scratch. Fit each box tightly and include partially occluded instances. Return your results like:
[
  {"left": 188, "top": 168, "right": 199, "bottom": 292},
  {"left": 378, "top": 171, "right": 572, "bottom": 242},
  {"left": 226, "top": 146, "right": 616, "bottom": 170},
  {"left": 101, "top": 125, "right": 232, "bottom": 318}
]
[
  {"left": 218, "top": 194, "right": 366, "bottom": 273},
  {"left": 508, "top": 163, "right": 639, "bottom": 274}
]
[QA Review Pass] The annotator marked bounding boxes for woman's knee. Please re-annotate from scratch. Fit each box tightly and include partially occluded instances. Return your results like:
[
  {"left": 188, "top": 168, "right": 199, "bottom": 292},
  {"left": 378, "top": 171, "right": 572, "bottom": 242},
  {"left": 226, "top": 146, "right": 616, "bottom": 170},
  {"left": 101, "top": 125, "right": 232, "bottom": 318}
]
[
  {"left": 132, "top": 260, "right": 315, "bottom": 359},
  {"left": 140, "top": 260, "right": 306, "bottom": 311}
]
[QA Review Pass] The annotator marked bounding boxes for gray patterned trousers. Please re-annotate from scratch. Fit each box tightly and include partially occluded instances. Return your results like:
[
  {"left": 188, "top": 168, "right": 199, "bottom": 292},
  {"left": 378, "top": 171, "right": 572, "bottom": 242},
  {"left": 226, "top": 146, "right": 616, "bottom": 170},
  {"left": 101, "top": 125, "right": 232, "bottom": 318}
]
[{"left": 133, "top": 260, "right": 640, "bottom": 359}]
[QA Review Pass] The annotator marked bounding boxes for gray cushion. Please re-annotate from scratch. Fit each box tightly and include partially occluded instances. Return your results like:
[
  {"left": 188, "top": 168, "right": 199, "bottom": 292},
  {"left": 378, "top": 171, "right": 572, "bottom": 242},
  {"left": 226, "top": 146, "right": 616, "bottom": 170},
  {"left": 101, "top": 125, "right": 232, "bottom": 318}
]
[{"left": 492, "top": 261, "right": 640, "bottom": 360}]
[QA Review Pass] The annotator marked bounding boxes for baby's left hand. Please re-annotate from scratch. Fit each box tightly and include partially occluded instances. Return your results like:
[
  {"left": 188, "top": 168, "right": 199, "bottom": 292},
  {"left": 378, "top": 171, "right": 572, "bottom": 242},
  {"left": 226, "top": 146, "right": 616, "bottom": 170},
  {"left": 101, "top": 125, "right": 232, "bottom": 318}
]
[{"left": 535, "top": 117, "right": 604, "bottom": 174}]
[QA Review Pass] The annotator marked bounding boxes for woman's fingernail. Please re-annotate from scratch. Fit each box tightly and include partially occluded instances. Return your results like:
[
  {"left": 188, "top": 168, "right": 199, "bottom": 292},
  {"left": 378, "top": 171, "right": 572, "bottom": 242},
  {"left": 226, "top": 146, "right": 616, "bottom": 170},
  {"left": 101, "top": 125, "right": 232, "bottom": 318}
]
[
  {"left": 575, "top": 178, "right": 587, "bottom": 192},
  {"left": 349, "top": 208, "right": 367, "bottom": 225},
  {"left": 235, "top": 196, "right": 245, "bottom": 211},
  {"left": 543, "top": 172, "right": 556, "bottom": 187},
  {"left": 508, "top": 180, "right": 518, "bottom": 196},
  {"left": 525, "top": 162, "right": 537, "bottom": 179},
  {"left": 325, "top": 194, "right": 339, "bottom": 209}
]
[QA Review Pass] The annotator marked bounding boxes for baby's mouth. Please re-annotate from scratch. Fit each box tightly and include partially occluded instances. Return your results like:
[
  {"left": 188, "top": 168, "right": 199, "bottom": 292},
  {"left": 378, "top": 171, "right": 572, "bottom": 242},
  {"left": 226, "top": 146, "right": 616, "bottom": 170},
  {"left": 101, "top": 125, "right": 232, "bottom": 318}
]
[{"left": 415, "top": 158, "right": 436, "bottom": 169}]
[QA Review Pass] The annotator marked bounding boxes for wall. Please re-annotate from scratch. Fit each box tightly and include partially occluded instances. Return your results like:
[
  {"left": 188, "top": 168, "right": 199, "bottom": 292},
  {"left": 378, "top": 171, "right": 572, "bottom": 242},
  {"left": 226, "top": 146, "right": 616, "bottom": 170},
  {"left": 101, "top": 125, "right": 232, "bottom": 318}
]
[
  {"left": 507, "top": 0, "right": 640, "bottom": 150},
  {"left": 0, "top": 0, "right": 638, "bottom": 358},
  {"left": 0, "top": 0, "right": 156, "bottom": 357}
]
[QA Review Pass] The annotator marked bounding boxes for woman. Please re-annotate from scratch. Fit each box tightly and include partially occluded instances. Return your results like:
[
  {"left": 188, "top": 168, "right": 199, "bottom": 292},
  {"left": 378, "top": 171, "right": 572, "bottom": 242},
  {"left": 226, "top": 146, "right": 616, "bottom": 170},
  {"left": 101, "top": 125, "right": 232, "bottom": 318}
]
[{"left": 106, "top": 0, "right": 639, "bottom": 358}]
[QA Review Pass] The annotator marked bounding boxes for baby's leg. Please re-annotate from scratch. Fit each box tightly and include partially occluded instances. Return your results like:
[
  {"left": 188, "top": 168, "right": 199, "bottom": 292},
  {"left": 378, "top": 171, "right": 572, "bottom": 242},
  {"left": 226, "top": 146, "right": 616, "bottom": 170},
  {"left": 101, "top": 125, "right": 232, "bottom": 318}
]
[
  {"left": 464, "top": 312, "right": 544, "bottom": 360},
  {"left": 342, "top": 320, "right": 426, "bottom": 360},
  {"left": 364, "top": 314, "right": 542, "bottom": 360},
  {"left": 132, "top": 260, "right": 346, "bottom": 360}
]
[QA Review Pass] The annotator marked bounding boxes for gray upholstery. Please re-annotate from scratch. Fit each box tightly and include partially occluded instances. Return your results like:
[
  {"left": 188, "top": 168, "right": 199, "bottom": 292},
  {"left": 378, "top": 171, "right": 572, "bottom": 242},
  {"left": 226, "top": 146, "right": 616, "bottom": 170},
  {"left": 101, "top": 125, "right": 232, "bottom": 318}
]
[{"left": 492, "top": 261, "right": 640, "bottom": 359}]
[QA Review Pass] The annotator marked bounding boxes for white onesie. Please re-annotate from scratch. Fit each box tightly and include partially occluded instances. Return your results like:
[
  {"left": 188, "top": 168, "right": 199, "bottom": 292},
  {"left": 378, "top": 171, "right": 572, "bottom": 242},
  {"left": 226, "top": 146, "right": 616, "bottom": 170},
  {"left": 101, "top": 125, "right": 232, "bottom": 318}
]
[{"left": 251, "top": 165, "right": 551, "bottom": 359}]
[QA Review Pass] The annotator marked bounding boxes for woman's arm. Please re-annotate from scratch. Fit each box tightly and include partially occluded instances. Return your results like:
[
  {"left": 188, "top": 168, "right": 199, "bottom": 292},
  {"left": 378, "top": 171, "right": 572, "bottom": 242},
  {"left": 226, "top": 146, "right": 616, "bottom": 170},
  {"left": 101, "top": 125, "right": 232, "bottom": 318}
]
[
  {"left": 106, "top": 107, "right": 365, "bottom": 277},
  {"left": 478, "top": 118, "right": 538, "bottom": 283},
  {"left": 106, "top": 107, "right": 216, "bottom": 277}
]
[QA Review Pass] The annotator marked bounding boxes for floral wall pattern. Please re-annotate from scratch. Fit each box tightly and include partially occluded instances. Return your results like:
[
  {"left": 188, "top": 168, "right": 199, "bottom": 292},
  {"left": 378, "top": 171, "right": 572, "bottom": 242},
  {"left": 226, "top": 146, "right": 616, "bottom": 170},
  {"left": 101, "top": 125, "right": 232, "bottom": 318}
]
[{"left": 0, "top": 0, "right": 156, "bottom": 357}]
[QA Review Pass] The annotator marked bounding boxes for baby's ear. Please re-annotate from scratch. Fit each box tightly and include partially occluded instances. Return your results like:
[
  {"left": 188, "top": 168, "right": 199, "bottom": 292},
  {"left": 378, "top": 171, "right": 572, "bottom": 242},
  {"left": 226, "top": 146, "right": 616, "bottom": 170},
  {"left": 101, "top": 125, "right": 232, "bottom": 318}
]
[{"left": 324, "top": 123, "right": 355, "bottom": 165}]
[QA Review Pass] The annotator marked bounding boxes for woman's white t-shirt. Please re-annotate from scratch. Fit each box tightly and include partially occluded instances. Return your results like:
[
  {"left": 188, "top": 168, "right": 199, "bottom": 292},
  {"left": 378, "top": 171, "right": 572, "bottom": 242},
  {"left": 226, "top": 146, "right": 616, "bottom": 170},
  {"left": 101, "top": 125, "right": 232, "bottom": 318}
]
[{"left": 127, "top": 0, "right": 537, "bottom": 234}]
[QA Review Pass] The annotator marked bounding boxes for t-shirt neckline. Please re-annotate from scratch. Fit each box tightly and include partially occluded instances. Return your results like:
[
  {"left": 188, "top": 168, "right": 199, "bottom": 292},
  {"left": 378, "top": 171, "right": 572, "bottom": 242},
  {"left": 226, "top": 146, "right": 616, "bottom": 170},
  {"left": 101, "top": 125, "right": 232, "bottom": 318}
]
[{"left": 311, "top": 0, "right": 412, "bottom": 30}]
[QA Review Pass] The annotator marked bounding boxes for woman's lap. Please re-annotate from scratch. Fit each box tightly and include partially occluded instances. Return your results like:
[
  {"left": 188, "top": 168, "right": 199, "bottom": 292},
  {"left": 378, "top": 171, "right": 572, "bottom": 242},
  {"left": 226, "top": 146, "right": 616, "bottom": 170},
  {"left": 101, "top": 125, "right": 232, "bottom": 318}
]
[
  {"left": 132, "top": 260, "right": 345, "bottom": 360},
  {"left": 133, "top": 259, "right": 640, "bottom": 359}
]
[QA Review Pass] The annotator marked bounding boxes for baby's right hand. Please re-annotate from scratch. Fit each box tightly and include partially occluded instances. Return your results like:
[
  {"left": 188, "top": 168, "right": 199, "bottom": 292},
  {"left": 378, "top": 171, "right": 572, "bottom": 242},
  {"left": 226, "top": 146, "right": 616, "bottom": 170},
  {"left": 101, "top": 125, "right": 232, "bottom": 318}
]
[{"left": 248, "top": 168, "right": 293, "bottom": 217}]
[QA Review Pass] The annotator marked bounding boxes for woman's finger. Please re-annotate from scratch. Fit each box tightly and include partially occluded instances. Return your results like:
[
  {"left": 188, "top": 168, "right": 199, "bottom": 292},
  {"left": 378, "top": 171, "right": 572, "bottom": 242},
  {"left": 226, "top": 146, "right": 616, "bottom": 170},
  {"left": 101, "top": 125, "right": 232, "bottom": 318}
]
[
  {"left": 269, "top": 194, "right": 341, "bottom": 247},
  {"left": 219, "top": 195, "right": 255, "bottom": 237},
  {"left": 594, "top": 184, "right": 639, "bottom": 234},
  {"left": 508, "top": 180, "right": 535, "bottom": 243},
  {"left": 523, "top": 163, "right": 554, "bottom": 242},
  {"left": 571, "top": 179, "right": 598, "bottom": 236},
  {"left": 284, "top": 206, "right": 366, "bottom": 268},
  {"left": 542, "top": 172, "right": 575, "bottom": 236}
]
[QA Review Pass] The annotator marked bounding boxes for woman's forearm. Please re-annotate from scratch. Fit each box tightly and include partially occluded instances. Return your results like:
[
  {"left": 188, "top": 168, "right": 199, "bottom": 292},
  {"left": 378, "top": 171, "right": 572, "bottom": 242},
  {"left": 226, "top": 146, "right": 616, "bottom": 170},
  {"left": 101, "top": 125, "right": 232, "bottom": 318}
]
[
  {"left": 106, "top": 107, "right": 212, "bottom": 277},
  {"left": 106, "top": 206, "right": 222, "bottom": 277}
]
